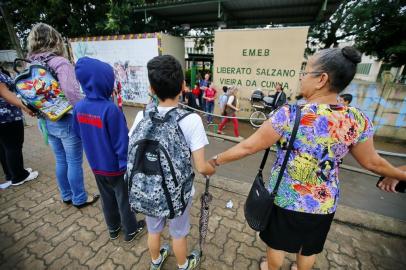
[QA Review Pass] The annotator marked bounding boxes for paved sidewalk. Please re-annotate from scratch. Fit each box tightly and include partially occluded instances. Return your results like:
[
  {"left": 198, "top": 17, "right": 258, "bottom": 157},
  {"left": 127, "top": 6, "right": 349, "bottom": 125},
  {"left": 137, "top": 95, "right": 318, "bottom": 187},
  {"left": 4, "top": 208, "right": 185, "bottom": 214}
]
[{"left": 0, "top": 117, "right": 405, "bottom": 269}]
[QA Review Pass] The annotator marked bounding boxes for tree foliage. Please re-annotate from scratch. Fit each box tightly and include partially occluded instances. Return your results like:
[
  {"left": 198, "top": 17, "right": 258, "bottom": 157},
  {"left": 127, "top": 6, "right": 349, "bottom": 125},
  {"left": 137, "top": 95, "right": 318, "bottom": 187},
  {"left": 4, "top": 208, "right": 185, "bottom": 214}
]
[
  {"left": 351, "top": 0, "right": 406, "bottom": 66},
  {"left": 308, "top": 0, "right": 406, "bottom": 66}
]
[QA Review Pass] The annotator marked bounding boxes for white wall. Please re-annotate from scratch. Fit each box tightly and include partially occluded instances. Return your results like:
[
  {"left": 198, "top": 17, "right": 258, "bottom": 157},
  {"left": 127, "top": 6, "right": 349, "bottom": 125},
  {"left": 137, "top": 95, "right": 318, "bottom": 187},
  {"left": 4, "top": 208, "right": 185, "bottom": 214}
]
[
  {"left": 0, "top": 50, "right": 17, "bottom": 62},
  {"left": 160, "top": 34, "right": 186, "bottom": 71},
  {"left": 354, "top": 54, "right": 382, "bottom": 82}
]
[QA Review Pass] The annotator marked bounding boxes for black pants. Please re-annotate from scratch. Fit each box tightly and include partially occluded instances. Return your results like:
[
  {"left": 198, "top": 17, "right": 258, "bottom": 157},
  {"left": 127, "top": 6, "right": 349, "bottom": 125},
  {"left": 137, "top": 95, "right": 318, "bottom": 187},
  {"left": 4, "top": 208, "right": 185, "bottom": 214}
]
[
  {"left": 0, "top": 120, "right": 29, "bottom": 184},
  {"left": 94, "top": 174, "right": 138, "bottom": 236}
]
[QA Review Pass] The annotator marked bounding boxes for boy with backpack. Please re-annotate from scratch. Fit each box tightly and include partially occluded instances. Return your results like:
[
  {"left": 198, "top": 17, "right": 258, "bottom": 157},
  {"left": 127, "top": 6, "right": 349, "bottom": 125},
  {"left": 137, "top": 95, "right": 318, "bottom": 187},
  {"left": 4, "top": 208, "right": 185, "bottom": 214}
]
[
  {"left": 72, "top": 57, "right": 145, "bottom": 242},
  {"left": 127, "top": 55, "right": 215, "bottom": 270}
]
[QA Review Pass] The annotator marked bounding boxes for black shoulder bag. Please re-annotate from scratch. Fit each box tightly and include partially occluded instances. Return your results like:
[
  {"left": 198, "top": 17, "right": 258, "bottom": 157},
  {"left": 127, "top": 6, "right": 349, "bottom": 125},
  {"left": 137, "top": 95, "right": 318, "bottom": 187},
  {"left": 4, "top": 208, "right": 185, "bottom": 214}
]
[{"left": 244, "top": 105, "right": 301, "bottom": 231}]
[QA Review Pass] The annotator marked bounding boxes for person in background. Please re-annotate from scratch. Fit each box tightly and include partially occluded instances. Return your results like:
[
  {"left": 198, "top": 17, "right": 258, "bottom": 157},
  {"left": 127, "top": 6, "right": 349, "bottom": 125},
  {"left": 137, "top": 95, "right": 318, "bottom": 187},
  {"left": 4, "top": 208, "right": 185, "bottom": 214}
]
[
  {"left": 0, "top": 72, "right": 38, "bottom": 187},
  {"left": 191, "top": 83, "right": 201, "bottom": 108},
  {"left": 203, "top": 82, "right": 216, "bottom": 123},
  {"left": 184, "top": 85, "right": 199, "bottom": 111},
  {"left": 199, "top": 73, "right": 211, "bottom": 111},
  {"left": 271, "top": 83, "right": 287, "bottom": 110},
  {"left": 218, "top": 86, "right": 229, "bottom": 115},
  {"left": 217, "top": 86, "right": 241, "bottom": 138},
  {"left": 27, "top": 23, "right": 98, "bottom": 207},
  {"left": 339, "top": 93, "right": 353, "bottom": 106}
]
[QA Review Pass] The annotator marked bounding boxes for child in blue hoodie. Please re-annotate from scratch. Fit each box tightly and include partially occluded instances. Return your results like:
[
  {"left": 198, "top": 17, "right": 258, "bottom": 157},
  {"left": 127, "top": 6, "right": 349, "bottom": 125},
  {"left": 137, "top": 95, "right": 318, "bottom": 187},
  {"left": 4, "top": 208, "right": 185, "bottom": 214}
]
[{"left": 73, "top": 57, "right": 145, "bottom": 242}]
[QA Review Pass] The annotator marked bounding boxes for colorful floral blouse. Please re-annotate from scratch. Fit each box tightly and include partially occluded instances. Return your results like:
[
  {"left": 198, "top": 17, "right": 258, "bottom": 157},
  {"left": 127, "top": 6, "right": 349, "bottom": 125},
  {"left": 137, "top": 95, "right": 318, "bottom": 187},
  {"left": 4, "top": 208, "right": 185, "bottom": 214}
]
[
  {"left": 0, "top": 72, "right": 23, "bottom": 124},
  {"left": 268, "top": 104, "right": 374, "bottom": 214}
]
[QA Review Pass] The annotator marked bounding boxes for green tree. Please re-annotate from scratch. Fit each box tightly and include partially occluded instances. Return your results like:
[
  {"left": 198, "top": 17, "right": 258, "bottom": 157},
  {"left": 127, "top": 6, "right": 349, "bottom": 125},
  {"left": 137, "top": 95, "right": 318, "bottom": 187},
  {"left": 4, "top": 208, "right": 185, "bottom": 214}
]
[
  {"left": 1, "top": 0, "right": 111, "bottom": 50},
  {"left": 351, "top": 0, "right": 406, "bottom": 66},
  {"left": 307, "top": 0, "right": 362, "bottom": 51},
  {"left": 307, "top": 0, "right": 406, "bottom": 66}
]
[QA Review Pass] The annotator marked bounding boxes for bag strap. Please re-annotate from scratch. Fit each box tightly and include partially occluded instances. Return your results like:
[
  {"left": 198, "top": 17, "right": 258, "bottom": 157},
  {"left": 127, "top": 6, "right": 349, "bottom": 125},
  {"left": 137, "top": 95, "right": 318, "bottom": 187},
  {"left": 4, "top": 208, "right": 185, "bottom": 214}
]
[
  {"left": 258, "top": 148, "right": 270, "bottom": 172},
  {"left": 271, "top": 105, "right": 301, "bottom": 197}
]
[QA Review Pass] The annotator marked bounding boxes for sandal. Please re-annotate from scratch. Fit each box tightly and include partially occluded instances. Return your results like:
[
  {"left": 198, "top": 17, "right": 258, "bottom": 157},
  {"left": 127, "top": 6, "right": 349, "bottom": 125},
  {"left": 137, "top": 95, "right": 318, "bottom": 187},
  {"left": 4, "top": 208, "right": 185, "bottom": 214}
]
[
  {"left": 258, "top": 256, "right": 267, "bottom": 270},
  {"left": 74, "top": 194, "right": 100, "bottom": 209},
  {"left": 290, "top": 262, "right": 298, "bottom": 270}
]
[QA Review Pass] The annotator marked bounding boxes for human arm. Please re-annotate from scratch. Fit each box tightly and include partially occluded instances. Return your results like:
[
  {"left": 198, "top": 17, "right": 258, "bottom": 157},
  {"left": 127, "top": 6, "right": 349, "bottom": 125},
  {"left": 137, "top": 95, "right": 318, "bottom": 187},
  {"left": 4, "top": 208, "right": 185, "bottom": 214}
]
[
  {"left": 54, "top": 60, "right": 82, "bottom": 105},
  {"left": 0, "top": 83, "right": 34, "bottom": 116},
  {"left": 210, "top": 89, "right": 217, "bottom": 102},
  {"left": 203, "top": 91, "right": 207, "bottom": 100},
  {"left": 192, "top": 147, "right": 215, "bottom": 175},
  {"left": 106, "top": 106, "right": 129, "bottom": 171},
  {"left": 207, "top": 119, "right": 281, "bottom": 167},
  {"left": 226, "top": 96, "right": 239, "bottom": 111},
  {"left": 181, "top": 113, "right": 213, "bottom": 175},
  {"left": 350, "top": 138, "right": 406, "bottom": 182}
]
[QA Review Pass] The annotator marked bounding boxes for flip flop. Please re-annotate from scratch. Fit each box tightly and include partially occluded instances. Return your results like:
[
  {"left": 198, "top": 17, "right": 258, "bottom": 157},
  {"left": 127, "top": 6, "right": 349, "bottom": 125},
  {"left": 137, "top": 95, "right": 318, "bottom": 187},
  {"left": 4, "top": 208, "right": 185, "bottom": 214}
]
[
  {"left": 74, "top": 194, "right": 100, "bottom": 209},
  {"left": 258, "top": 256, "right": 267, "bottom": 270},
  {"left": 290, "top": 262, "right": 298, "bottom": 270}
]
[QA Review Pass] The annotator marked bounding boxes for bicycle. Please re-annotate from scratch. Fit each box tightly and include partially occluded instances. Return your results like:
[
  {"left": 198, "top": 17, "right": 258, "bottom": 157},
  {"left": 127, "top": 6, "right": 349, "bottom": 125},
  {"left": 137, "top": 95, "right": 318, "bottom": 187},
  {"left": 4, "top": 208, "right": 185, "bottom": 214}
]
[{"left": 249, "top": 89, "right": 275, "bottom": 128}]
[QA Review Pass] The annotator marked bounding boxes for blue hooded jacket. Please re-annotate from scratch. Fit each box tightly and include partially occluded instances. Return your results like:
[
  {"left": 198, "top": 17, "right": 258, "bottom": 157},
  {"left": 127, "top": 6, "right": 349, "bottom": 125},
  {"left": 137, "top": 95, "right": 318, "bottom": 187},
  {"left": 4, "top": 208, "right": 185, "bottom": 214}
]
[{"left": 72, "top": 57, "right": 128, "bottom": 176}]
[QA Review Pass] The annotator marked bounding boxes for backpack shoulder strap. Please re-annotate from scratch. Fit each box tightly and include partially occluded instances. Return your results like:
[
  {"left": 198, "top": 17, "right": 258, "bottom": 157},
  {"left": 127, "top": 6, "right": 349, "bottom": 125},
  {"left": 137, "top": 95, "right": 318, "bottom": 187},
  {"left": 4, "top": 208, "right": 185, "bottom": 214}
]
[
  {"left": 174, "top": 108, "right": 193, "bottom": 122},
  {"left": 32, "top": 54, "right": 59, "bottom": 79}
]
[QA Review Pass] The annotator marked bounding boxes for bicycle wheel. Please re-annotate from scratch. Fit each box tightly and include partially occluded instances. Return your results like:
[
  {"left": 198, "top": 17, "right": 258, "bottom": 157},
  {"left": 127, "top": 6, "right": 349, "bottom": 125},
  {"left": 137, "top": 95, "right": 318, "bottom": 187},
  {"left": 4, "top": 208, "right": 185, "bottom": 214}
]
[{"left": 249, "top": 111, "right": 267, "bottom": 128}]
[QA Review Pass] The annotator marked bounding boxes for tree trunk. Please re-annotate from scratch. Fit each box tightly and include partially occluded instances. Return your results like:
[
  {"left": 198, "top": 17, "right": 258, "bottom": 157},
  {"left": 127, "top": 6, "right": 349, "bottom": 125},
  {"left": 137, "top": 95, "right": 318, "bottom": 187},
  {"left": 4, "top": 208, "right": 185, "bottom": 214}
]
[{"left": 0, "top": 5, "right": 23, "bottom": 58}]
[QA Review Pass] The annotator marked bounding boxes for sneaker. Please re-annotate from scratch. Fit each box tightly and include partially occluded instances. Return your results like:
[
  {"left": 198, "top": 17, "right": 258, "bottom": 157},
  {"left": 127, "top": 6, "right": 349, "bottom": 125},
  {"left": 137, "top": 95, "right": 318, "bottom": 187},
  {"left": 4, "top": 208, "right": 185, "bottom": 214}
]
[
  {"left": 150, "top": 244, "right": 170, "bottom": 270},
  {"left": 0, "top": 181, "right": 12, "bottom": 190},
  {"left": 124, "top": 220, "right": 146, "bottom": 242},
  {"left": 109, "top": 226, "right": 121, "bottom": 240},
  {"left": 179, "top": 250, "right": 201, "bottom": 270},
  {"left": 26, "top": 168, "right": 32, "bottom": 173},
  {"left": 217, "top": 130, "right": 225, "bottom": 135},
  {"left": 11, "top": 170, "right": 39, "bottom": 186}
]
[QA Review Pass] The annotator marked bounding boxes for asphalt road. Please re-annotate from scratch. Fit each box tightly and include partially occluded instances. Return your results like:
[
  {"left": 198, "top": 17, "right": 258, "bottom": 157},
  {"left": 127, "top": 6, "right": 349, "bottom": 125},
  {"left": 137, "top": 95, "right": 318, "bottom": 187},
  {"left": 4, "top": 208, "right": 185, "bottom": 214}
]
[{"left": 125, "top": 106, "right": 406, "bottom": 220}]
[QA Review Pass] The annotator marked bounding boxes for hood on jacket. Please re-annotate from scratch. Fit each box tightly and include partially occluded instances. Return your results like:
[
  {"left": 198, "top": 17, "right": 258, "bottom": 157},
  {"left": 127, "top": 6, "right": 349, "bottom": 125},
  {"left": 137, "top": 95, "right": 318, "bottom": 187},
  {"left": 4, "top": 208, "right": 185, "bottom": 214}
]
[{"left": 75, "top": 57, "right": 114, "bottom": 100}]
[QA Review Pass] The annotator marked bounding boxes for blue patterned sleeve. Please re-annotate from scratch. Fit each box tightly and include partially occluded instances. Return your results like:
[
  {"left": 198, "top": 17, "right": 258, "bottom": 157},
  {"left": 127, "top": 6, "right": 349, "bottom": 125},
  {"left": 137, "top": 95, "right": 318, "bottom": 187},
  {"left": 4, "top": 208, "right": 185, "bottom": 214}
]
[
  {"left": 268, "top": 105, "right": 290, "bottom": 136},
  {"left": 357, "top": 110, "right": 375, "bottom": 144},
  {"left": 0, "top": 72, "right": 13, "bottom": 87}
]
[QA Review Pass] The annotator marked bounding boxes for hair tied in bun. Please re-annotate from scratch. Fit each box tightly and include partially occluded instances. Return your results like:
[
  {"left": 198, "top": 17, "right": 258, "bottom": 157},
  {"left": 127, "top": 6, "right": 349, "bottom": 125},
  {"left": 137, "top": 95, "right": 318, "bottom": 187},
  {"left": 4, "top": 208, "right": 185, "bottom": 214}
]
[{"left": 341, "top": 46, "right": 362, "bottom": 64}]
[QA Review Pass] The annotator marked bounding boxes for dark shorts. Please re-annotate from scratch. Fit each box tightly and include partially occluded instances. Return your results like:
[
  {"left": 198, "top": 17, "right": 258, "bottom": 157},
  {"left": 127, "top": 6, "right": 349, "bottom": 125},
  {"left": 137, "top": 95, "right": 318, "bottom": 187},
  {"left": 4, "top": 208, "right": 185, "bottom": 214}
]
[{"left": 259, "top": 204, "right": 335, "bottom": 256}]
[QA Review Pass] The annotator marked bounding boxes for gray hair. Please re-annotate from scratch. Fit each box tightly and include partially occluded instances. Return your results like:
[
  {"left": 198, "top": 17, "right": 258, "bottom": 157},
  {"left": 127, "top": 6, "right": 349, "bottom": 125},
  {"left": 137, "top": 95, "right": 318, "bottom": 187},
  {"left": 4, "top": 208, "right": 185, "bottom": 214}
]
[
  {"left": 313, "top": 46, "right": 361, "bottom": 93},
  {"left": 27, "top": 23, "right": 65, "bottom": 56}
]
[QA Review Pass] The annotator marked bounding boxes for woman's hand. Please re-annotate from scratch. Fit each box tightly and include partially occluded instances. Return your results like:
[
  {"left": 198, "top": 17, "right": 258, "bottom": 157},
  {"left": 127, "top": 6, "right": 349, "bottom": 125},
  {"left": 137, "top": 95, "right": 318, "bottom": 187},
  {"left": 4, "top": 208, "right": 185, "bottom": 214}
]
[
  {"left": 205, "top": 160, "right": 216, "bottom": 176},
  {"left": 378, "top": 177, "right": 399, "bottom": 193},
  {"left": 21, "top": 105, "right": 35, "bottom": 117}
]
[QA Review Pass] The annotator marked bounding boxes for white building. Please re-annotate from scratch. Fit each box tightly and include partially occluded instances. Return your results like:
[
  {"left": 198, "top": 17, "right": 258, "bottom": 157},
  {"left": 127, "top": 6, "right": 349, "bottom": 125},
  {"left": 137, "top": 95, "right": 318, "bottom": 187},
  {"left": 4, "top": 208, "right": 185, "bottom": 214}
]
[
  {"left": 184, "top": 37, "right": 213, "bottom": 57},
  {"left": 338, "top": 41, "right": 404, "bottom": 83}
]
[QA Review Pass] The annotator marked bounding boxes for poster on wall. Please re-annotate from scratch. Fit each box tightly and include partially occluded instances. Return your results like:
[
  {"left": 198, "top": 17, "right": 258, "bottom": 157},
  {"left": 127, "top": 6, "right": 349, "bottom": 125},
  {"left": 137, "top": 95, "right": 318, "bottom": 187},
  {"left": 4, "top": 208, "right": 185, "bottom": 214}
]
[
  {"left": 213, "top": 27, "right": 309, "bottom": 117},
  {"left": 70, "top": 36, "right": 159, "bottom": 104}
]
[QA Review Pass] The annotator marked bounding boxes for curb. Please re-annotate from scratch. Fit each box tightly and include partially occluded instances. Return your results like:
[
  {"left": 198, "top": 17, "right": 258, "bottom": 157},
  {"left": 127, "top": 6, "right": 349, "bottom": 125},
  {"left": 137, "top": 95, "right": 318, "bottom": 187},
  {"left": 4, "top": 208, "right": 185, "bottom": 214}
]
[{"left": 195, "top": 175, "right": 406, "bottom": 238}]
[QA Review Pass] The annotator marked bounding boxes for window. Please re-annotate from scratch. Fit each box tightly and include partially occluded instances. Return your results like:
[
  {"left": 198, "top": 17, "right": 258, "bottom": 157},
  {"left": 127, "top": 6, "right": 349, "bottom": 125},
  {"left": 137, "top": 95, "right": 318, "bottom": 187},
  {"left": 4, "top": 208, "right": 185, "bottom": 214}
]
[{"left": 356, "top": 63, "right": 372, "bottom": 75}]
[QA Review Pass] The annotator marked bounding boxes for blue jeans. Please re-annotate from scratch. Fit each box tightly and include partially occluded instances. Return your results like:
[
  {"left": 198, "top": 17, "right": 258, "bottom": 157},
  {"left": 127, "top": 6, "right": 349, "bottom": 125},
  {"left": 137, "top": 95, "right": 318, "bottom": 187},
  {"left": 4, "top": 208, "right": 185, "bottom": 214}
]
[
  {"left": 206, "top": 101, "right": 215, "bottom": 123},
  {"left": 43, "top": 114, "right": 87, "bottom": 205}
]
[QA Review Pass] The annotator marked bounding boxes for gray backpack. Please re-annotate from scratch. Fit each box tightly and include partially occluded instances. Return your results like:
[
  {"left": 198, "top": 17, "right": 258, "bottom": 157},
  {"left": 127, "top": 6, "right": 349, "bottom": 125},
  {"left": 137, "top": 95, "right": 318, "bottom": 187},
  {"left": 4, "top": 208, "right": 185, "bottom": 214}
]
[{"left": 125, "top": 107, "right": 195, "bottom": 218}]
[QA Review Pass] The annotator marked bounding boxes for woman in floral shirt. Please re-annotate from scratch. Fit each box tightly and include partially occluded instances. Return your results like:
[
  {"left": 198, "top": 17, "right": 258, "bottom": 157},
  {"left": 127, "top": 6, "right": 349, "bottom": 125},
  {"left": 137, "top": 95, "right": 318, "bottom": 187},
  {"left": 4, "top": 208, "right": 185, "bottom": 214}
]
[
  {"left": 0, "top": 71, "right": 38, "bottom": 186},
  {"left": 206, "top": 47, "right": 406, "bottom": 270}
]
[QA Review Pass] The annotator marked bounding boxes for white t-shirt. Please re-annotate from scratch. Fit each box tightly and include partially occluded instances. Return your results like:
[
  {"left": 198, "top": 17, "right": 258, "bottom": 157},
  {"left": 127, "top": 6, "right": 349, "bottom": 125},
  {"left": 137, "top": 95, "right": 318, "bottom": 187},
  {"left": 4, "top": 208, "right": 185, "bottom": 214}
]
[
  {"left": 129, "top": 107, "right": 209, "bottom": 196},
  {"left": 129, "top": 107, "right": 208, "bottom": 152},
  {"left": 227, "top": 95, "right": 235, "bottom": 105}
]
